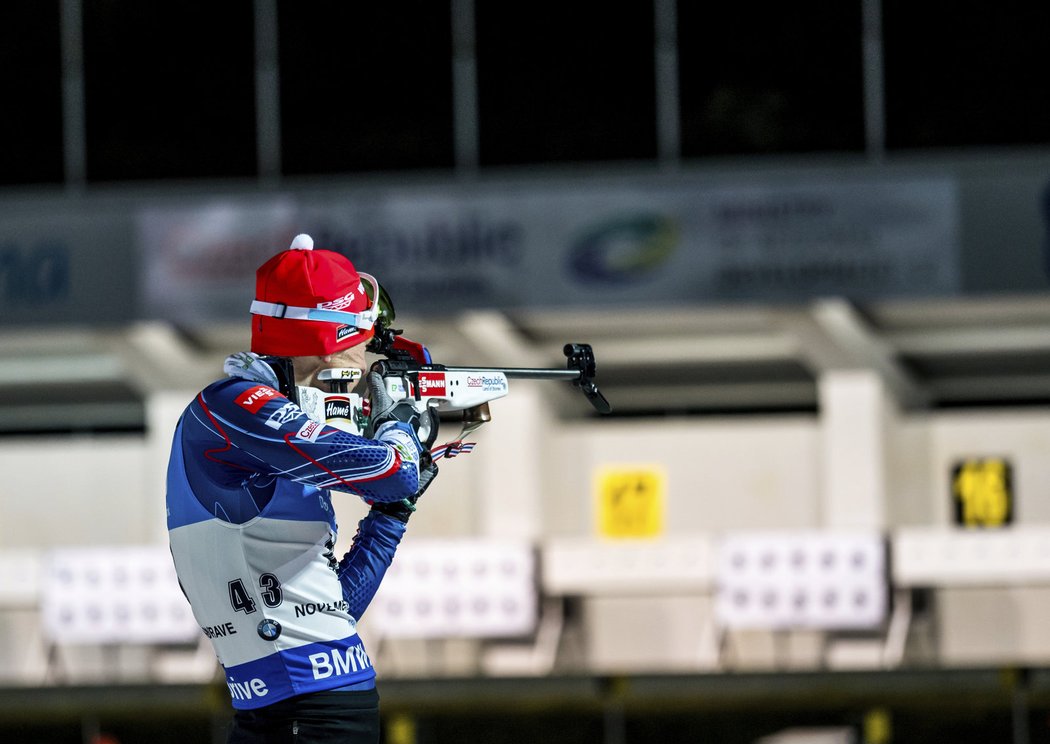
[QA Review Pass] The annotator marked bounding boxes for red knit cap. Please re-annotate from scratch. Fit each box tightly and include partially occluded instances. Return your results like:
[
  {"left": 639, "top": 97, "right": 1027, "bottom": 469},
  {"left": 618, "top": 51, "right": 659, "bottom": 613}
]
[{"left": 250, "top": 234, "right": 375, "bottom": 357}]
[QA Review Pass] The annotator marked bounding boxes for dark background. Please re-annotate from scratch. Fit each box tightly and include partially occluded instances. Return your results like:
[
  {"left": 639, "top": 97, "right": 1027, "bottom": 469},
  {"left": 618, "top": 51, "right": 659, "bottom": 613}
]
[{"left": 3, "top": 1, "right": 1048, "bottom": 187}]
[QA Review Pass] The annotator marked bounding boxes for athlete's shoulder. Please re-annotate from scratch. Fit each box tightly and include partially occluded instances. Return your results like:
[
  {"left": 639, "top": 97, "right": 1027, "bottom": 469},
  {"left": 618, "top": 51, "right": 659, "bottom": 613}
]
[
  {"left": 201, "top": 377, "right": 286, "bottom": 411},
  {"left": 198, "top": 377, "right": 316, "bottom": 437}
]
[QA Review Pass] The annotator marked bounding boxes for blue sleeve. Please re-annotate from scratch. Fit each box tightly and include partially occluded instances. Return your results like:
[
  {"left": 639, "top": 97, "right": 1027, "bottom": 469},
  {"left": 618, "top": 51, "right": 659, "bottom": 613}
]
[
  {"left": 180, "top": 378, "right": 419, "bottom": 504},
  {"left": 338, "top": 511, "right": 407, "bottom": 619}
]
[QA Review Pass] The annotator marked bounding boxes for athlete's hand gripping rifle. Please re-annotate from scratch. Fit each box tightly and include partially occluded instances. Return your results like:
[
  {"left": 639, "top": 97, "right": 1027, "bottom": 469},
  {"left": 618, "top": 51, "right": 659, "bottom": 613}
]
[{"left": 366, "top": 319, "right": 611, "bottom": 456}]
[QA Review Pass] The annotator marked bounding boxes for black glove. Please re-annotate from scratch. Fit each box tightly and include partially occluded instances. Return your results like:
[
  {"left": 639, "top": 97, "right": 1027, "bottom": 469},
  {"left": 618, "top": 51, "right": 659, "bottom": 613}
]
[
  {"left": 366, "top": 370, "right": 440, "bottom": 523},
  {"left": 370, "top": 455, "right": 439, "bottom": 523}
]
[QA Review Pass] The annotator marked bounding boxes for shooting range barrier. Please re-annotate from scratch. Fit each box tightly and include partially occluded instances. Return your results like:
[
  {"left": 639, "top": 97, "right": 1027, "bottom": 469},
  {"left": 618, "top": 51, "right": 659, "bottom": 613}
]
[
  {"left": 365, "top": 539, "right": 539, "bottom": 676},
  {"left": 5, "top": 529, "right": 1050, "bottom": 682},
  {"left": 538, "top": 536, "right": 720, "bottom": 672},
  {"left": 38, "top": 547, "right": 211, "bottom": 683},
  {"left": 887, "top": 526, "right": 1050, "bottom": 666}
]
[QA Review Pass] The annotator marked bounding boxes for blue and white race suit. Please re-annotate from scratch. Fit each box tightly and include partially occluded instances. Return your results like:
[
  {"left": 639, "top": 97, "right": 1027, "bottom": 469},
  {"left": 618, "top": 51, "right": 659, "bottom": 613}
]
[{"left": 166, "top": 367, "right": 421, "bottom": 710}]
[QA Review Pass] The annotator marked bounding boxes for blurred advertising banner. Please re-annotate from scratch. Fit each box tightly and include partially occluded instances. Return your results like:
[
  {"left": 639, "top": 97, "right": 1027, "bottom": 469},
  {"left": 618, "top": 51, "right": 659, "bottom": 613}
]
[
  {"left": 0, "top": 205, "right": 137, "bottom": 326},
  {"left": 138, "top": 197, "right": 299, "bottom": 323},
  {"left": 137, "top": 176, "right": 960, "bottom": 322}
]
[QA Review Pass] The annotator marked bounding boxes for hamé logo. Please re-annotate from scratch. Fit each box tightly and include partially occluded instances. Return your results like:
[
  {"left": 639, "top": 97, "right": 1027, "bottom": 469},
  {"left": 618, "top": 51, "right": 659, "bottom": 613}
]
[{"left": 325, "top": 396, "right": 351, "bottom": 419}]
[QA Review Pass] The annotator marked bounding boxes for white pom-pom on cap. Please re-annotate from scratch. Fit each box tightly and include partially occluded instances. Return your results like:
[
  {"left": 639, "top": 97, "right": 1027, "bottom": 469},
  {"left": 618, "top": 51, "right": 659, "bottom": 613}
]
[{"left": 289, "top": 234, "right": 314, "bottom": 251}]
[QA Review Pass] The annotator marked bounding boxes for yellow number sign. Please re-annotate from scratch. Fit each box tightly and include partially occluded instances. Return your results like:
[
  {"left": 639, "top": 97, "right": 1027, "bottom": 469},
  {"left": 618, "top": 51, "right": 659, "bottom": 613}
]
[
  {"left": 951, "top": 458, "right": 1013, "bottom": 528},
  {"left": 595, "top": 467, "right": 665, "bottom": 538}
]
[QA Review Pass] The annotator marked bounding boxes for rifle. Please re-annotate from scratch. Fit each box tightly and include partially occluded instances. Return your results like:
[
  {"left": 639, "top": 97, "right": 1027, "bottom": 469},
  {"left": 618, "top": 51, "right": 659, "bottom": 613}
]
[{"left": 365, "top": 318, "right": 612, "bottom": 454}]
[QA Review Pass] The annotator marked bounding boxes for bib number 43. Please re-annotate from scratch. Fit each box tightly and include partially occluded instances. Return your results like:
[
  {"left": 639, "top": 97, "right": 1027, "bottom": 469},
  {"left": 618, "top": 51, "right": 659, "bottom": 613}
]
[{"left": 228, "top": 573, "right": 284, "bottom": 614}]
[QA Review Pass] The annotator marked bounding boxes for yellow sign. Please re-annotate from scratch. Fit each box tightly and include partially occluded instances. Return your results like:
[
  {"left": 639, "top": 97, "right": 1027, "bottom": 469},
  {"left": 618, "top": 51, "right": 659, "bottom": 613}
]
[
  {"left": 952, "top": 457, "right": 1013, "bottom": 528},
  {"left": 596, "top": 466, "right": 665, "bottom": 538}
]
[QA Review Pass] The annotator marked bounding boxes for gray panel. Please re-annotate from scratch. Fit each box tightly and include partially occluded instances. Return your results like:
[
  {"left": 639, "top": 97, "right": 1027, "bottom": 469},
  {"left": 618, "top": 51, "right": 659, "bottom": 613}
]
[{"left": 0, "top": 202, "right": 137, "bottom": 326}]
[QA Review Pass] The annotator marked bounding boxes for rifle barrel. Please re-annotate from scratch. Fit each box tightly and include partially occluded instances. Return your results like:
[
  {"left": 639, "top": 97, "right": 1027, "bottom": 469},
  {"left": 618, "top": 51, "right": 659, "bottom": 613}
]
[{"left": 443, "top": 366, "right": 581, "bottom": 380}]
